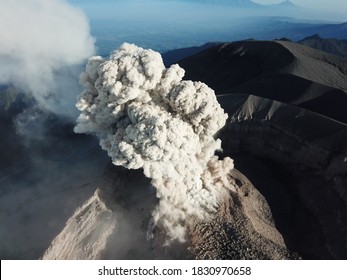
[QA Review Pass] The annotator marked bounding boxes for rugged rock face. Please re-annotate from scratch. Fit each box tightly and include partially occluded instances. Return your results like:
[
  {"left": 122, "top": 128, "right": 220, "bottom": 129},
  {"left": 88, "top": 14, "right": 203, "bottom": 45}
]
[
  {"left": 189, "top": 169, "right": 295, "bottom": 259},
  {"left": 42, "top": 189, "right": 117, "bottom": 260},
  {"left": 218, "top": 94, "right": 347, "bottom": 259},
  {"left": 42, "top": 166, "right": 159, "bottom": 260},
  {"left": 42, "top": 162, "right": 295, "bottom": 260}
]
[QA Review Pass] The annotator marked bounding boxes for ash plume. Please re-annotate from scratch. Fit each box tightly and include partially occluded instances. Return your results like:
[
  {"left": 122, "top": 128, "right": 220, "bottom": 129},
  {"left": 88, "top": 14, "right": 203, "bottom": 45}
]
[
  {"left": 0, "top": 0, "right": 95, "bottom": 117},
  {"left": 75, "top": 43, "right": 233, "bottom": 242}
]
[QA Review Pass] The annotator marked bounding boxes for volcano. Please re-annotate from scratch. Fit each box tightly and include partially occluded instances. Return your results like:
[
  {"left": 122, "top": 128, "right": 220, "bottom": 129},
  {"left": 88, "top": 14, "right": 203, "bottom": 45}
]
[{"left": 2, "top": 40, "right": 347, "bottom": 260}]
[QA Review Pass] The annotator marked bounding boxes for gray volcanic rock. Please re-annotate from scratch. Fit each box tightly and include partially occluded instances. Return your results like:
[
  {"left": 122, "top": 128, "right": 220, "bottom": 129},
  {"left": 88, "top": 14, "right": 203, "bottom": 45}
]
[
  {"left": 218, "top": 94, "right": 347, "bottom": 259},
  {"left": 42, "top": 189, "right": 117, "bottom": 260},
  {"left": 42, "top": 162, "right": 294, "bottom": 260},
  {"left": 189, "top": 169, "right": 295, "bottom": 259}
]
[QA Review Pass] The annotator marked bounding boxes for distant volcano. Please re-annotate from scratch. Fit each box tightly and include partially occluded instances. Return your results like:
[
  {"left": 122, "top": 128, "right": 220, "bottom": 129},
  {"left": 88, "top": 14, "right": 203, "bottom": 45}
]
[{"left": 270, "top": 0, "right": 297, "bottom": 8}]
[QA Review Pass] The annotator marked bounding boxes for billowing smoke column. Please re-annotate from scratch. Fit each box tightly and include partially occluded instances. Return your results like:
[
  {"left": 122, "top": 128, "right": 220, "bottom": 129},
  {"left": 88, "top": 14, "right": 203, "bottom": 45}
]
[
  {"left": 0, "top": 0, "right": 95, "bottom": 117},
  {"left": 75, "top": 43, "right": 233, "bottom": 242}
]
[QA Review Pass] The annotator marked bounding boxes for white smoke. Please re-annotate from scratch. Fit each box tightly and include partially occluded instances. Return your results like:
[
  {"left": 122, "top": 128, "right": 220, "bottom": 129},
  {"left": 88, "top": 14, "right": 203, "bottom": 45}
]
[
  {"left": 75, "top": 43, "right": 233, "bottom": 242},
  {"left": 0, "top": 0, "right": 95, "bottom": 117}
]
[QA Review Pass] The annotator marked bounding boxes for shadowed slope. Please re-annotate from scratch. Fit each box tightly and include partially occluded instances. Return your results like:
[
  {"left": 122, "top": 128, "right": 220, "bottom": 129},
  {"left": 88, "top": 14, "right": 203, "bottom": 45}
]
[
  {"left": 179, "top": 40, "right": 347, "bottom": 123},
  {"left": 218, "top": 93, "right": 347, "bottom": 259},
  {"left": 299, "top": 34, "right": 347, "bottom": 59}
]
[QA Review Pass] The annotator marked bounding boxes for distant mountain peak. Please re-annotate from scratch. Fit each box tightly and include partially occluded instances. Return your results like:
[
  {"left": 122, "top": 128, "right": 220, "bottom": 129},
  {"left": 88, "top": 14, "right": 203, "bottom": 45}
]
[
  {"left": 272, "top": 0, "right": 297, "bottom": 8},
  {"left": 282, "top": 0, "right": 295, "bottom": 4}
]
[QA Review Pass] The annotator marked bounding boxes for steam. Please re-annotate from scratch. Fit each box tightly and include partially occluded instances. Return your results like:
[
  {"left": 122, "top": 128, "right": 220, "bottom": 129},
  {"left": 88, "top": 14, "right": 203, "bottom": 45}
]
[
  {"left": 0, "top": 0, "right": 95, "bottom": 117},
  {"left": 75, "top": 43, "right": 233, "bottom": 242}
]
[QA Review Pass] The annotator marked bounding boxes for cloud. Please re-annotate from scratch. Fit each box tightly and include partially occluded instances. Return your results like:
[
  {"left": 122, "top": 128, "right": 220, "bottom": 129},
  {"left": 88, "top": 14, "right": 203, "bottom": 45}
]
[
  {"left": 0, "top": 0, "right": 95, "bottom": 117},
  {"left": 75, "top": 43, "right": 234, "bottom": 242}
]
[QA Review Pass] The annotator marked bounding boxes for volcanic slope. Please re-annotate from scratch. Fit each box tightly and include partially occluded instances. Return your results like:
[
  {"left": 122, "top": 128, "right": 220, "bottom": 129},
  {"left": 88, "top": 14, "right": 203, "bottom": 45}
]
[
  {"left": 179, "top": 40, "right": 347, "bottom": 258},
  {"left": 179, "top": 40, "right": 347, "bottom": 123},
  {"left": 218, "top": 94, "right": 347, "bottom": 259},
  {"left": 299, "top": 34, "right": 347, "bottom": 59}
]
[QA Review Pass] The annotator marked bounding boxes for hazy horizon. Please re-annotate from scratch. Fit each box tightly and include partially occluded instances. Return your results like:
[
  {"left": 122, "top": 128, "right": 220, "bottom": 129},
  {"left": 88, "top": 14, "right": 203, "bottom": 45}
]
[
  {"left": 64, "top": 0, "right": 347, "bottom": 54},
  {"left": 68, "top": 0, "right": 347, "bottom": 21},
  {"left": 254, "top": 0, "right": 347, "bottom": 15}
]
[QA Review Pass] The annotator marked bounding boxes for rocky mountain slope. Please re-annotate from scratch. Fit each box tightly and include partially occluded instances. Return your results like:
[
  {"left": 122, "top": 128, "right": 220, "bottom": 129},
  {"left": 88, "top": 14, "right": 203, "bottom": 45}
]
[
  {"left": 219, "top": 94, "right": 347, "bottom": 259},
  {"left": 42, "top": 163, "right": 295, "bottom": 260}
]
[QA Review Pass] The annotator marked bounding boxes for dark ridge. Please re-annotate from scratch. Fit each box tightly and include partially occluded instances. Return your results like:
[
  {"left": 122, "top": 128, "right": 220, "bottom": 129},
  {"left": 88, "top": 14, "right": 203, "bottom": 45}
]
[
  {"left": 179, "top": 40, "right": 347, "bottom": 123},
  {"left": 299, "top": 34, "right": 347, "bottom": 58},
  {"left": 162, "top": 42, "right": 221, "bottom": 67},
  {"left": 179, "top": 41, "right": 295, "bottom": 92},
  {"left": 294, "top": 22, "right": 347, "bottom": 40}
]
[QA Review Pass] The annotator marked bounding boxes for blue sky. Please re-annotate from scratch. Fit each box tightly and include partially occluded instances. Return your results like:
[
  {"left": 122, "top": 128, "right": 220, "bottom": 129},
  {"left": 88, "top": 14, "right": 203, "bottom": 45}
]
[{"left": 69, "top": 1, "right": 347, "bottom": 19}]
